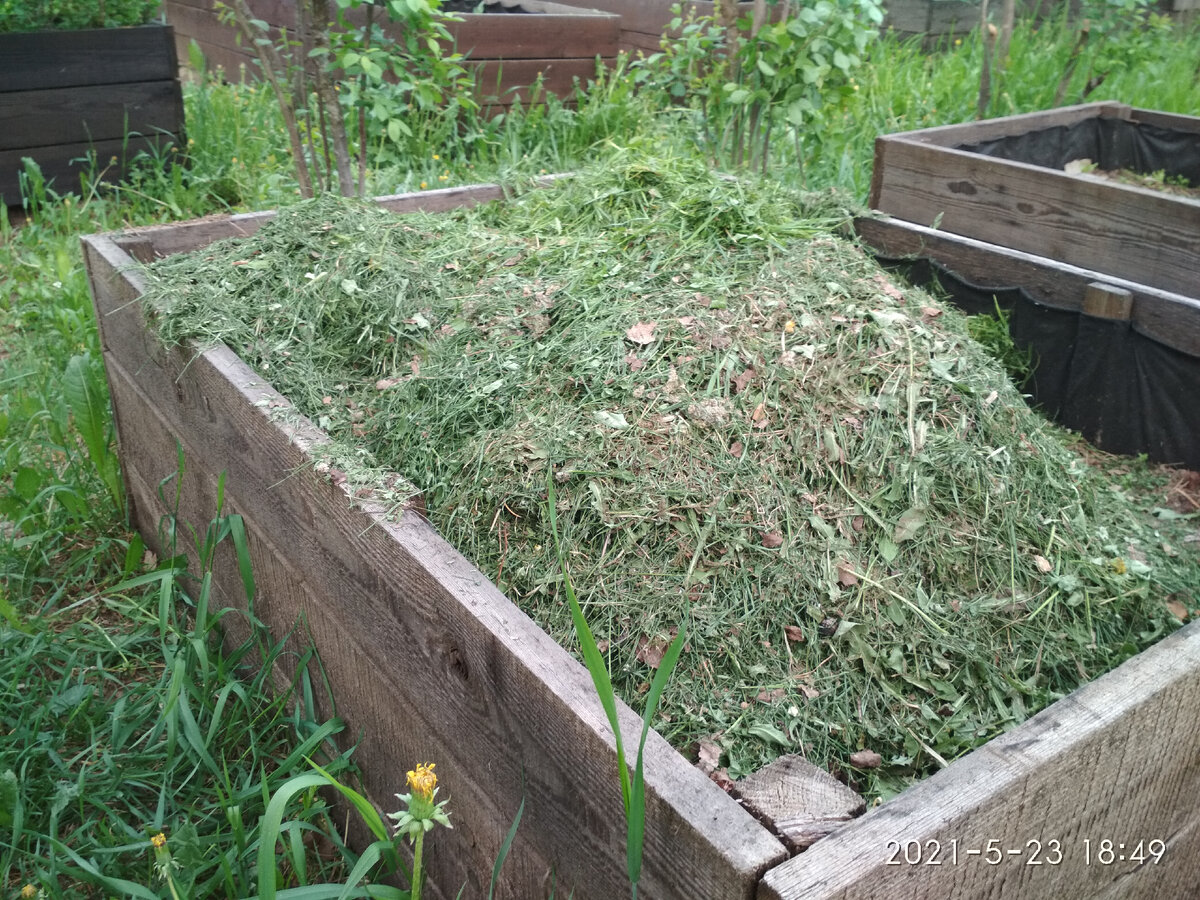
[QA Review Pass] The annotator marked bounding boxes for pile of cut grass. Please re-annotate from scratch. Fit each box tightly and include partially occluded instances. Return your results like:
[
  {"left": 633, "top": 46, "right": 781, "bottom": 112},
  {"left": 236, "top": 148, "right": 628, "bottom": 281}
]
[{"left": 143, "top": 147, "right": 1195, "bottom": 797}]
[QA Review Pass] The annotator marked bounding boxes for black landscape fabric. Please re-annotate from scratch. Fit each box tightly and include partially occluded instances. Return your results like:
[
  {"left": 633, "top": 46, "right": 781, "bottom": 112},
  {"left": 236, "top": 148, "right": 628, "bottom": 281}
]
[{"left": 881, "top": 257, "right": 1200, "bottom": 470}]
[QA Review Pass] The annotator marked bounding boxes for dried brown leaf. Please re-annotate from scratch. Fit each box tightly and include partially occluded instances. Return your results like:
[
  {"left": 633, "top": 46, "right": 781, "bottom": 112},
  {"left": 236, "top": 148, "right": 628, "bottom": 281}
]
[
  {"left": 849, "top": 749, "right": 883, "bottom": 769},
  {"left": 625, "top": 320, "right": 657, "bottom": 345},
  {"left": 731, "top": 368, "right": 756, "bottom": 395},
  {"left": 783, "top": 624, "right": 805, "bottom": 643},
  {"left": 709, "top": 768, "right": 735, "bottom": 792},
  {"left": 697, "top": 737, "right": 722, "bottom": 773},
  {"left": 874, "top": 273, "right": 906, "bottom": 301},
  {"left": 1033, "top": 554, "right": 1053, "bottom": 573},
  {"left": 761, "top": 531, "right": 784, "bottom": 549},
  {"left": 836, "top": 562, "right": 859, "bottom": 587},
  {"left": 636, "top": 634, "right": 669, "bottom": 669}
]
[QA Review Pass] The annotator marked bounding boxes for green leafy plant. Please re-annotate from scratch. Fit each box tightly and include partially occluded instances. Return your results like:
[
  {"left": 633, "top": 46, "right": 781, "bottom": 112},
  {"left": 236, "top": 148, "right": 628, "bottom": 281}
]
[
  {"left": 327, "top": 0, "right": 477, "bottom": 186},
  {"left": 965, "top": 299, "right": 1035, "bottom": 388},
  {"left": 636, "top": 0, "right": 882, "bottom": 174},
  {"left": 0, "top": 0, "right": 160, "bottom": 33},
  {"left": 218, "top": 0, "right": 475, "bottom": 197}
]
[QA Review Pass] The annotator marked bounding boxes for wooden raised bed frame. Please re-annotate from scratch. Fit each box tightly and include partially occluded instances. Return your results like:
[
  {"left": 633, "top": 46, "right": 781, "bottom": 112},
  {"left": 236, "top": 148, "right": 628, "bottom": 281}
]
[
  {"left": 84, "top": 183, "right": 1200, "bottom": 900},
  {"left": 167, "top": 0, "right": 619, "bottom": 108},
  {"left": 858, "top": 101, "right": 1200, "bottom": 468},
  {"left": 0, "top": 25, "right": 185, "bottom": 206},
  {"left": 864, "top": 102, "right": 1200, "bottom": 301}
]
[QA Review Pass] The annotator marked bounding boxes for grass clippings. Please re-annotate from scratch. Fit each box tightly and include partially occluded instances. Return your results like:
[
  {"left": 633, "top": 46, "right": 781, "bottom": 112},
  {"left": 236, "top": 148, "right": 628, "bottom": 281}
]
[{"left": 141, "top": 147, "right": 1196, "bottom": 798}]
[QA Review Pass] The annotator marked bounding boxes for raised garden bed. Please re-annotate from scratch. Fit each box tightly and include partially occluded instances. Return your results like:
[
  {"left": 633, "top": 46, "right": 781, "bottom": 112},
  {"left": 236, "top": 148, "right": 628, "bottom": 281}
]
[
  {"left": 0, "top": 24, "right": 185, "bottom": 206},
  {"left": 857, "top": 101, "right": 1200, "bottom": 469},
  {"left": 167, "top": 0, "right": 619, "bottom": 108},
  {"left": 84, "top": 174, "right": 1200, "bottom": 899}
]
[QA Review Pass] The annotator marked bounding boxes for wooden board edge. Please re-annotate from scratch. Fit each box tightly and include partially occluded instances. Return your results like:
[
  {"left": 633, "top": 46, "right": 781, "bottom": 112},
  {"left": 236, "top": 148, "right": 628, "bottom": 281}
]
[
  {"left": 1129, "top": 106, "right": 1200, "bottom": 134},
  {"left": 758, "top": 617, "right": 1200, "bottom": 899},
  {"left": 108, "top": 179, "right": 567, "bottom": 258},
  {"left": 854, "top": 215, "right": 1200, "bottom": 358},
  {"left": 874, "top": 101, "right": 1128, "bottom": 147}
]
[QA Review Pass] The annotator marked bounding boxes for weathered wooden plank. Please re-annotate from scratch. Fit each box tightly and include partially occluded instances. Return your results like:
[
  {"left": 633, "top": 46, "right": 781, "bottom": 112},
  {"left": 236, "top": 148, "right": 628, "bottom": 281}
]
[
  {"left": 174, "top": 21, "right": 610, "bottom": 104},
  {"left": 1129, "top": 106, "right": 1200, "bottom": 134},
  {"left": 166, "top": 0, "right": 256, "bottom": 59},
  {"left": 883, "top": 0, "right": 977, "bottom": 34},
  {"left": 100, "top": 357, "right": 563, "bottom": 900},
  {"left": 542, "top": 0, "right": 758, "bottom": 52},
  {"left": 113, "top": 181, "right": 529, "bottom": 258},
  {"left": 870, "top": 135, "right": 1200, "bottom": 298},
  {"left": 83, "top": 228, "right": 787, "bottom": 900},
  {"left": 0, "top": 81, "right": 184, "bottom": 151},
  {"left": 872, "top": 103, "right": 1128, "bottom": 152},
  {"left": 0, "top": 26, "right": 177, "bottom": 92},
  {"left": 854, "top": 216, "right": 1200, "bottom": 357},
  {"left": 472, "top": 57, "right": 609, "bottom": 104},
  {"left": 448, "top": 11, "right": 619, "bottom": 59},
  {"left": 759, "top": 616, "right": 1200, "bottom": 900},
  {"left": 0, "top": 135, "right": 181, "bottom": 206},
  {"left": 168, "top": 0, "right": 618, "bottom": 62}
]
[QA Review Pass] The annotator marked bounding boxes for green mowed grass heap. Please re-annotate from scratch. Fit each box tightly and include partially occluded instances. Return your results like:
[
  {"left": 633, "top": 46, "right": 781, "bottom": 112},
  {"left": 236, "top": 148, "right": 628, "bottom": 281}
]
[{"left": 142, "top": 150, "right": 1192, "bottom": 797}]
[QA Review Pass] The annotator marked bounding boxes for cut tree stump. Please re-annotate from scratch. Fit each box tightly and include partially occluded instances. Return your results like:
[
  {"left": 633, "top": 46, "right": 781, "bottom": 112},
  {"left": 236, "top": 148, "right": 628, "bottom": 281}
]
[{"left": 733, "top": 755, "right": 866, "bottom": 853}]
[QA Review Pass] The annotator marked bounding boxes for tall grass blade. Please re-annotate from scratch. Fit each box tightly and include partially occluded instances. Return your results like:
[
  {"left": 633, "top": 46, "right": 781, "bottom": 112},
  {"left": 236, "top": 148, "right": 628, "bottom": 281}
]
[
  {"left": 62, "top": 352, "right": 123, "bottom": 512},
  {"left": 487, "top": 786, "right": 525, "bottom": 900},
  {"left": 626, "top": 626, "right": 686, "bottom": 891},
  {"left": 257, "top": 773, "right": 331, "bottom": 900},
  {"left": 547, "top": 468, "right": 685, "bottom": 895},
  {"left": 545, "top": 472, "right": 631, "bottom": 814}
]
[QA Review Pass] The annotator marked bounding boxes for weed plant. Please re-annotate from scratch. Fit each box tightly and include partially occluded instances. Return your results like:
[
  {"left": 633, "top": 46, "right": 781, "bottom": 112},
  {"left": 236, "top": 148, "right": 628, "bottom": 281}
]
[
  {"left": 0, "top": 491, "right": 374, "bottom": 897},
  {"left": 0, "top": 0, "right": 160, "bottom": 32},
  {"left": 0, "top": 103, "right": 387, "bottom": 898},
  {"left": 750, "top": 12, "right": 1200, "bottom": 193},
  {"left": 140, "top": 149, "right": 1199, "bottom": 797}
]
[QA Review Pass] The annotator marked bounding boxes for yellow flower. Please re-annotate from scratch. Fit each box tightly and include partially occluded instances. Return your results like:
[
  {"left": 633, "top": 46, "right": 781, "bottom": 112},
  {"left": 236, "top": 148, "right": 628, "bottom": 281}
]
[
  {"left": 151, "top": 832, "right": 167, "bottom": 849},
  {"left": 784, "top": 319, "right": 796, "bottom": 334},
  {"left": 389, "top": 761, "right": 452, "bottom": 844},
  {"left": 21, "top": 886, "right": 37, "bottom": 899},
  {"left": 420, "top": 181, "right": 428, "bottom": 189},
  {"left": 1111, "top": 557, "right": 1127, "bottom": 575},
  {"left": 407, "top": 762, "right": 437, "bottom": 802},
  {"left": 432, "top": 154, "right": 440, "bottom": 161}
]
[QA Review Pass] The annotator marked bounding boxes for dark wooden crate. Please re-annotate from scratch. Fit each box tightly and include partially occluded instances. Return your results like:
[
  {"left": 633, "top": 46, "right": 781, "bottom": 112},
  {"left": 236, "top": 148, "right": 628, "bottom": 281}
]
[
  {"left": 167, "top": 0, "right": 619, "bottom": 108},
  {"left": 0, "top": 25, "right": 185, "bottom": 206},
  {"left": 84, "top": 183, "right": 1200, "bottom": 900}
]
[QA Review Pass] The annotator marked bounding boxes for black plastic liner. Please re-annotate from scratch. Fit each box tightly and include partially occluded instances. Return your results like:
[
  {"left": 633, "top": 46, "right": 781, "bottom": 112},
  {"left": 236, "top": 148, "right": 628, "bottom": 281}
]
[
  {"left": 877, "top": 256, "right": 1200, "bottom": 471},
  {"left": 958, "top": 115, "right": 1200, "bottom": 187}
]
